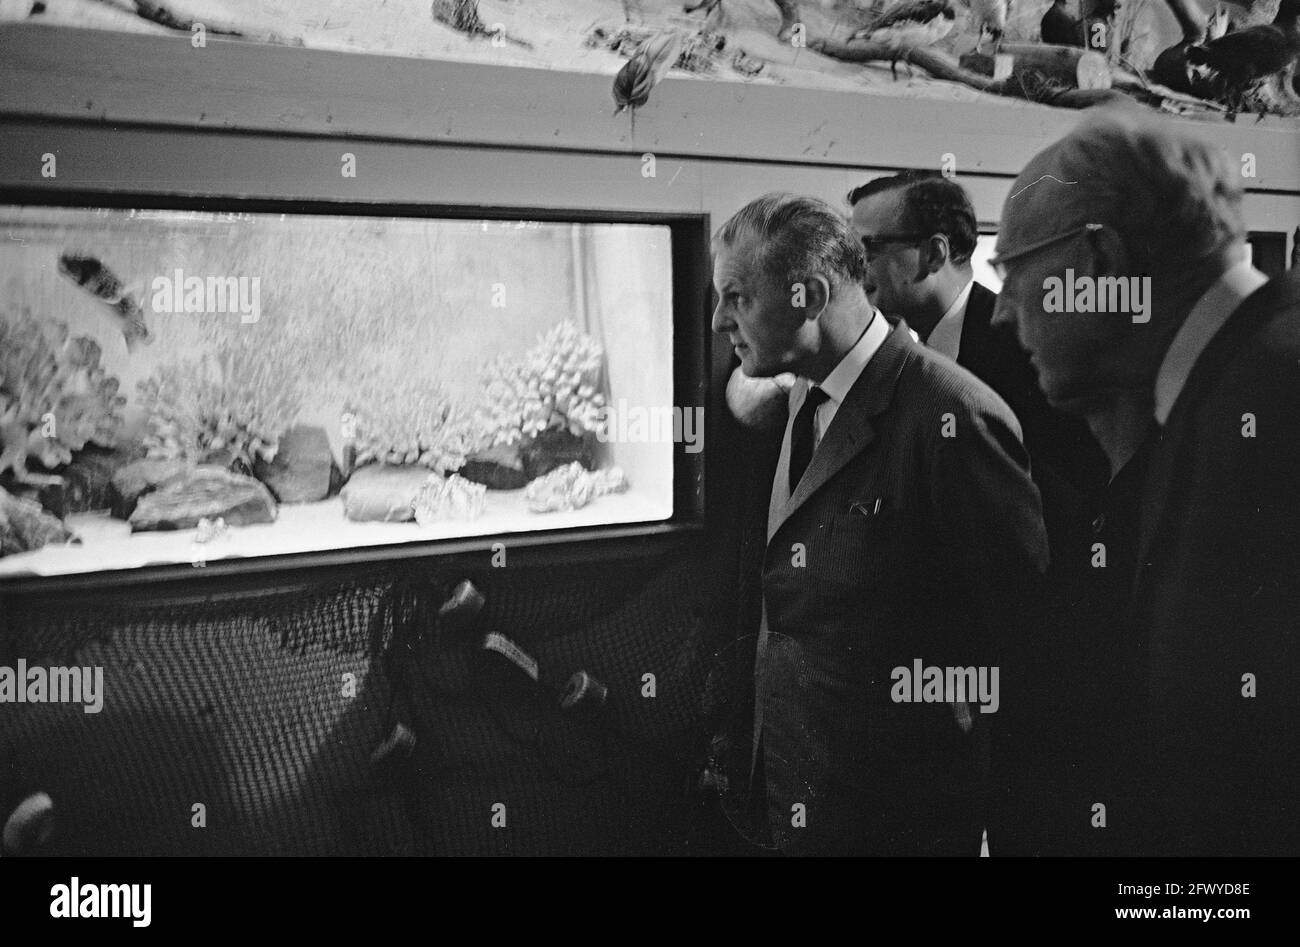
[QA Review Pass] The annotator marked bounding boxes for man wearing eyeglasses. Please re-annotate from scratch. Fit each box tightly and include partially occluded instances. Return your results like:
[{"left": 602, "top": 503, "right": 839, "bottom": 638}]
[
  {"left": 848, "top": 172, "right": 1108, "bottom": 541},
  {"left": 990, "top": 108, "right": 1300, "bottom": 857}
]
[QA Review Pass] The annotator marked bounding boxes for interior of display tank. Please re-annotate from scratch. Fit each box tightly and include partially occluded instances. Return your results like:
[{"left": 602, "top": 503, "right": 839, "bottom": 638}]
[{"left": 0, "top": 206, "right": 676, "bottom": 577}]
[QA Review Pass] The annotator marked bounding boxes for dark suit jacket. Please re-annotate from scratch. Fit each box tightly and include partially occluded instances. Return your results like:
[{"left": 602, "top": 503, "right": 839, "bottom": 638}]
[
  {"left": 956, "top": 283, "right": 1110, "bottom": 856},
  {"left": 1119, "top": 268, "right": 1300, "bottom": 855},
  {"left": 754, "top": 321, "right": 1049, "bottom": 855}
]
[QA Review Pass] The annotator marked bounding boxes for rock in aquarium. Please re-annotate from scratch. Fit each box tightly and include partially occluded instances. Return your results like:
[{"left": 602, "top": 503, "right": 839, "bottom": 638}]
[
  {"left": 128, "top": 466, "right": 277, "bottom": 532},
  {"left": 252, "top": 424, "right": 335, "bottom": 503},
  {"left": 520, "top": 428, "right": 594, "bottom": 480},
  {"left": 63, "top": 445, "right": 136, "bottom": 514},
  {"left": 459, "top": 442, "right": 530, "bottom": 490},
  {"left": 109, "top": 458, "right": 188, "bottom": 519},
  {"left": 340, "top": 465, "right": 431, "bottom": 522},
  {"left": 0, "top": 486, "right": 80, "bottom": 555}
]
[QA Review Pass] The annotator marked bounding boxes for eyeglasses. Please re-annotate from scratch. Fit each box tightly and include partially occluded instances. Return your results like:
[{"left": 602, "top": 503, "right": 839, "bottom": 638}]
[
  {"left": 989, "top": 222, "right": 1105, "bottom": 281},
  {"left": 859, "top": 233, "right": 930, "bottom": 259}
]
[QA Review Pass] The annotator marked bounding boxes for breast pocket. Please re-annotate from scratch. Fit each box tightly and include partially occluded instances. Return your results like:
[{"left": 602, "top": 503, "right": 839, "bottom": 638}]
[{"left": 815, "top": 510, "right": 922, "bottom": 592}]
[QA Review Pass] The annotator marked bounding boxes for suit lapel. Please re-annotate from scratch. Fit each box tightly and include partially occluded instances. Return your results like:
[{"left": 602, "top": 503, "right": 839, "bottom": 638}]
[
  {"left": 956, "top": 282, "right": 996, "bottom": 371},
  {"left": 767, "top": 322, "right": 913, "bottom": 541}
]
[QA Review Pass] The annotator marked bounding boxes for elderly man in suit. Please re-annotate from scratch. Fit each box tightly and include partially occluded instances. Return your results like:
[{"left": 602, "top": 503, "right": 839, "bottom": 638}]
[
  {"left": 712, "top": 193, "right": 1049, "bottom": 856},
  {"left": 991, "top": 107, "right": 1300, "bottom": 856}
]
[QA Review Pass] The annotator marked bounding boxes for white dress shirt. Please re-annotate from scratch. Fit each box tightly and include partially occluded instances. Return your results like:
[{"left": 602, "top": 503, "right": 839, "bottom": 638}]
[
  {"left": 924, "top": 278, "right": 974, "bottom": 362},
  {"left": 808, "top": 308, "right": 891, "bottom": 450},
  {"left": 1154, "top": 259, "right": 1268, "bottom": 425}
]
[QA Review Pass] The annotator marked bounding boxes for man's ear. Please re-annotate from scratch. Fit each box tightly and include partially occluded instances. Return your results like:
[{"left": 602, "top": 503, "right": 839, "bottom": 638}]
[
  {"left": 922, "top": 234, "right": 949, "bottom": 276},
  {"left": 1087, "top": 226, "right": 1131, "bottom": 279},
  {"left": 798, "top": 273, "right": 831, "bottom": 321}
]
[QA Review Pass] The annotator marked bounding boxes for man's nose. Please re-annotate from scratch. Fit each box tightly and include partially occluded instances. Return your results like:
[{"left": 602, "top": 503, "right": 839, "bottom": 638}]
[
  {"left": 710, "top": 301, "right": 730, "bottom": 335},
  {"left": 990, "top": 293, "right": 1016, "bottom": 332}
]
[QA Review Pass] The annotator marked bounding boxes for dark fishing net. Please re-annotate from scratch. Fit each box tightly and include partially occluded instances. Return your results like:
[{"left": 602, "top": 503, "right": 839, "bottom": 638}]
[
  {"left": 0, "top": 549, "right": 722, "bottom": 855},
  {"left": 0, "top": 575, "right": 414, "bottom": 855}
]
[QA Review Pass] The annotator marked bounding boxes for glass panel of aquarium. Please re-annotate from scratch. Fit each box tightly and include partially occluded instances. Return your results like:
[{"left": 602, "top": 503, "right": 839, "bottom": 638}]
[{"left": 0, "top": 205, "right": 679, "bottom": 577}]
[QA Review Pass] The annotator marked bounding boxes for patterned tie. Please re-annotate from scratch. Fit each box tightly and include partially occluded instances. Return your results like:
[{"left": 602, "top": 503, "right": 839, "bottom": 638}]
[{"left": 789, "top": 385, "right": 830, "bottom": 496}]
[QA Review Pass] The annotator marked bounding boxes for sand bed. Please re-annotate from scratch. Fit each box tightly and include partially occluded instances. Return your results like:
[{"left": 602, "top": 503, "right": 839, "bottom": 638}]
[{"left": 0, "top": 487, "right": 672, "bottom": 577}]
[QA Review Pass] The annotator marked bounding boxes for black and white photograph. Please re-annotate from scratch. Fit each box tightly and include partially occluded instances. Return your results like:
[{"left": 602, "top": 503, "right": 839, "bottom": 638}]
[{"left": 0, "top": 0, "right": 1296, "bottom": 930}]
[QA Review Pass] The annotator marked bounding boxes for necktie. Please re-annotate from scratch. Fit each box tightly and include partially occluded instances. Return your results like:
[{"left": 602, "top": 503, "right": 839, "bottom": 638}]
[{"left": 789, "top": 385, "right": 830, "bottom": 496}]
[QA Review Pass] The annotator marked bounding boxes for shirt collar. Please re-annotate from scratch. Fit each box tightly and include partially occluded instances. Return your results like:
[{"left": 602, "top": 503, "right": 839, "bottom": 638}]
[
  {"left": 940, "top": 278, "right": 974, "bottom": 325},
  {"left": 1153, "top": 258, "right": 1268, "bottom": 425},
  {"left": 815, "top": 308, "right": 891, "bottom": 405},
  {"left": 925, "top": 278, "right": 974, "bottom": 360}
]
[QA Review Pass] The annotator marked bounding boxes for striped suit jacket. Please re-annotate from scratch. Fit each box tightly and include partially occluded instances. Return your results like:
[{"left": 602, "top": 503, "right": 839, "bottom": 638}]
[{"left": 753, "top": 319, "right": 1049, "bottom": 855}]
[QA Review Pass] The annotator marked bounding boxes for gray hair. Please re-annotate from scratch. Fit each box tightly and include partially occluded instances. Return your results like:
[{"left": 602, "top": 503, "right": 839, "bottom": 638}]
[
  {"left": 1044, "top": 107, "right": 1246, "bottom": 273},
  {"left": 713, "top": 192, "right": 868, "bottom": 296}
]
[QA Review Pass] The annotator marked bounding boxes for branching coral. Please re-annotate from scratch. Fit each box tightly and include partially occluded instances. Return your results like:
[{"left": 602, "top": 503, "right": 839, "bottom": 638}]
[
  {"left": 137, "top": 336, "right": 301, "bottom": 469},
  {"left": 476, "top": 320, "right": 607, "bottom": 450},
  {"left": 0, "top": 308, "right": 126, "bottom": 484},
  {"left": 343, "top": 377, "right": 474, "bottom": 473}
]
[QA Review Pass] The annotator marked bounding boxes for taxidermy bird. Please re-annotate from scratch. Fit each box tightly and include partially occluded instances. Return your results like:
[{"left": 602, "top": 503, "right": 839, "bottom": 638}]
[
  {"left": 1151, "top": 1, "right": 1231, "bottom": 93},
  {"left": 849, "top": 0, "right": 957, "bottom": 78},
  {"left": 1041, "top": 0, "right": 1121, "bottom": 48},
  {"left": 1183, "top": 0, "right": 1300, "bottom": 113},
  {"left": 612, "top": 31, "right": 684, "bottom": 133},
  {"left": 963, "top": 0, "right": 1009, "bottom": 52}
]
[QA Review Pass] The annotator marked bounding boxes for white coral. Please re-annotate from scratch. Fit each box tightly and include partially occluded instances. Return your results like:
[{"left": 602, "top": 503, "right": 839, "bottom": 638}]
[
  {"left": 413, "top": 473, "right": 487, "bottom": 524},
  {"left": 476, "top": 321, "right": 606, "bottom": 450},
  {"left": 523, "top": 461, "right": 628, "bottom": 514},
  {"left": 344, "top": 378, "right": 473, "bottom": 473}
]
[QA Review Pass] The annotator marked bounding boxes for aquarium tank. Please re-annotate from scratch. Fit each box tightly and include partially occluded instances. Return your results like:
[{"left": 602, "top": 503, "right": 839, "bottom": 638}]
[{"left": 0, "top": 204, "right": 684, "bottom": 579}]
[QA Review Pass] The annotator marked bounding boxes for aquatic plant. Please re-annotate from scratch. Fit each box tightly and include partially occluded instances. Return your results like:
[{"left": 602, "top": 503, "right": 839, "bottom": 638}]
[
  {"left": 343, "top": 377, "right": 474, "bottom": 474},
  {"left": 137, "top": 335, "right": 301, "bottom": 468},
  {"left": 476, "top": 320, "right": 607, "bottom": 450},
  {"left": 0, "top": 308, "right": 126, "bottom": 483}
]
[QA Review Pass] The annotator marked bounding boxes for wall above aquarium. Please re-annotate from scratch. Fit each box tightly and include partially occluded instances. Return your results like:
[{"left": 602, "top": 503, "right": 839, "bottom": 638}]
[
  {"left": 3, "top": 0, "right": 1299, "bottom": 122},
  {"left": 0, "top": 201, "right": 695, "bottom": 579}
]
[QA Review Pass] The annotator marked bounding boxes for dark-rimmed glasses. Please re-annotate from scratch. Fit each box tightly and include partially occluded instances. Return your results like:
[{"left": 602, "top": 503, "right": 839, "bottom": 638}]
[{"left": 860, "top": 233, "right": 930, "bottom": 259}]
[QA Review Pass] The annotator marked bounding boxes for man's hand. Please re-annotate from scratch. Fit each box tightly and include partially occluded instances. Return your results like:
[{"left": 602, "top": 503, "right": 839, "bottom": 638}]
[{"left": 726, "top": 365, "right": 794, "bottom": 432}]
